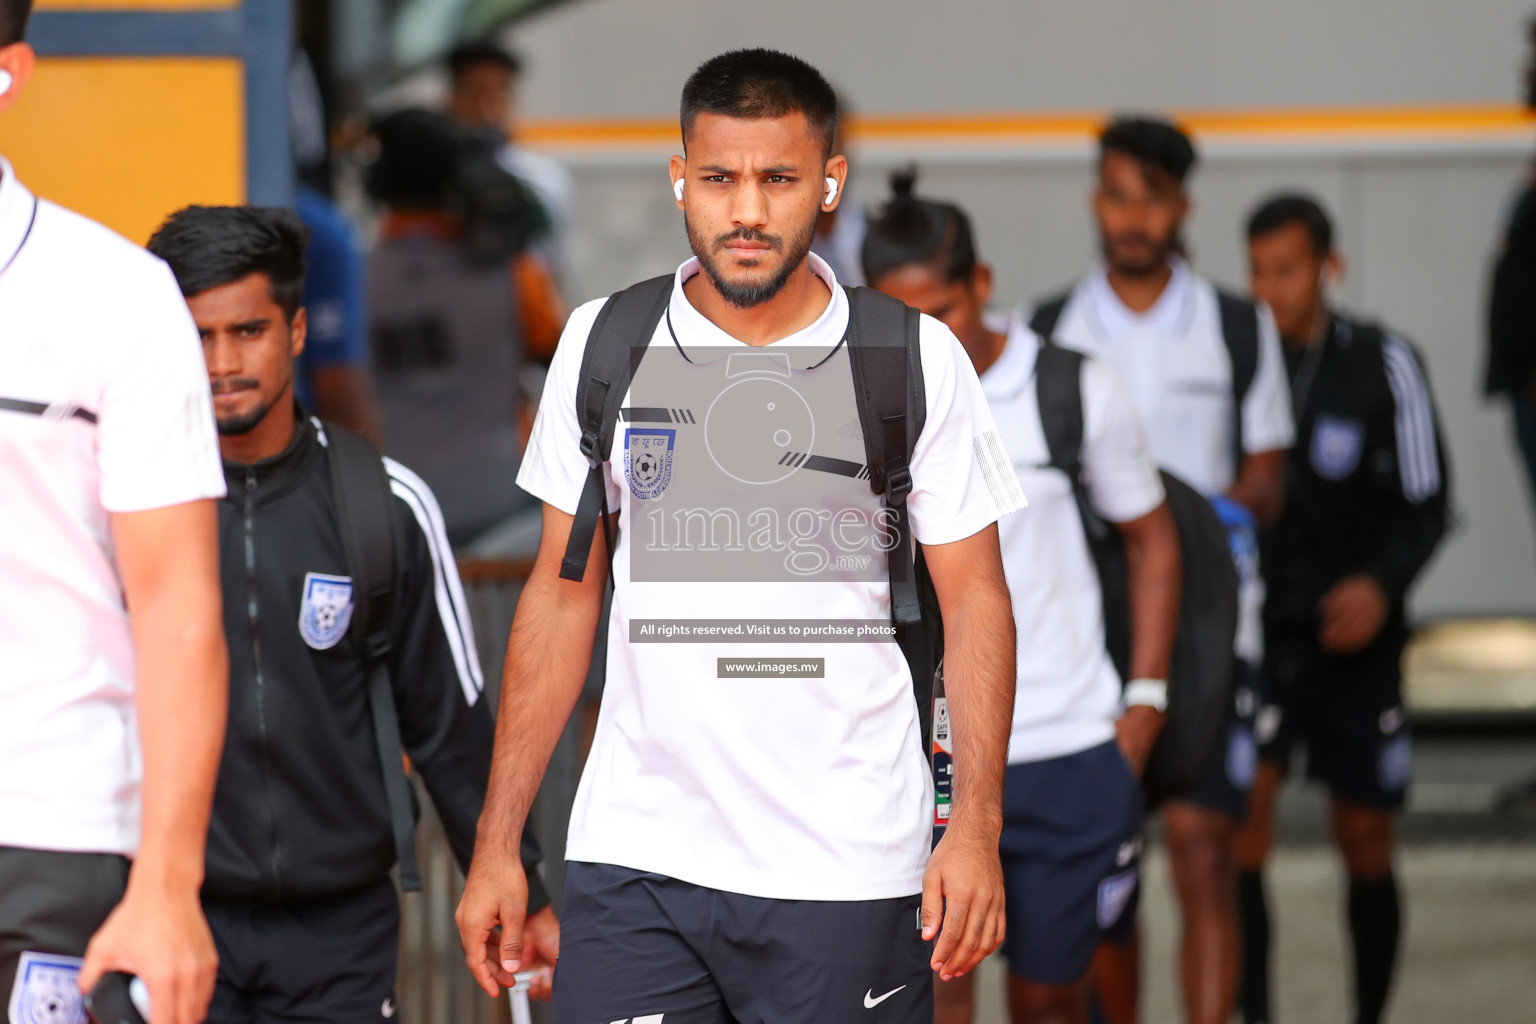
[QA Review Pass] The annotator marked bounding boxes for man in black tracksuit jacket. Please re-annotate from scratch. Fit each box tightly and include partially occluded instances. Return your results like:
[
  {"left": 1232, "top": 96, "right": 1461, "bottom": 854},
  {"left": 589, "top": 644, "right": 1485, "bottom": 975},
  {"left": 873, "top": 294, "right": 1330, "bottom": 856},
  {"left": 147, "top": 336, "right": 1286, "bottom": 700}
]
[
  {"left": 148, "top": 206, "right": 556, "bottom": 1023},
  {"left": 1236, "top": 195, "right": 1450, "bottom": 1024}
]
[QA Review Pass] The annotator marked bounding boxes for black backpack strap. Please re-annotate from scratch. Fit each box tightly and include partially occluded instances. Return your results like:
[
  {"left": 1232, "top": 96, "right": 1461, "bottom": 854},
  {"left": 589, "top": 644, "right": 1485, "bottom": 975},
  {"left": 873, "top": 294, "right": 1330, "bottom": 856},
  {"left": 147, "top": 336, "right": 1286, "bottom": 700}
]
[
  {"left": 325, "top": 423, "right": 420, "bottom": 892},
  {"left": 1217, "top": 290, "right": 1261, "bottom": 466},
  {"left": 1035, "top": 342, "right": 1130, "bottom": 678},
  {"left": 1028, "top": 291, "right": 1071, "bottom": 340},
  {"left": 845, "top": 286, "right": 925, "bottom": 627},
  {"left": 559, "top": 275, "right": 673, "bottom": 584}
]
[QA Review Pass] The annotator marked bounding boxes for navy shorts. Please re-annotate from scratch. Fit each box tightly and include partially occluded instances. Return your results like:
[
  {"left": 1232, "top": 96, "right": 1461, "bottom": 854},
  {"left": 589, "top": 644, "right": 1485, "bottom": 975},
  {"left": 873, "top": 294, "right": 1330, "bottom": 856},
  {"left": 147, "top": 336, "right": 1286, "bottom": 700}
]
[
  {"left": 553, "top": 863, "right": 932, "bottom": 1024},
  {"left": 1170, "top": 661, "right": 1262, "bottom": 821},
  {"left": 204, "top": 879, "right": 401, "bottom": 1024},
  {"left": 998, "top": 740, "right": 1144, "bottom": 985},
  {"left": 1258, "top": 623, "right": 1411, "bottom": 810}
]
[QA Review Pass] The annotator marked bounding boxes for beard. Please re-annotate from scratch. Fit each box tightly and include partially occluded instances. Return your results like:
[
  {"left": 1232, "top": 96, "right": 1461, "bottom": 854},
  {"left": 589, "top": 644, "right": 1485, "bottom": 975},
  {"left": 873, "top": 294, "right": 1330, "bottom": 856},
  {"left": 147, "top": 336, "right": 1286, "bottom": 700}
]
[
  {"left": 212, "top": 376, "right": 282, "bottom": 436},
  {"left": 1101, "top": 229, "right": 1177, "bottom": 278},
  {"left": 686, "top": 214, "right": 818, "bottom": 309}
]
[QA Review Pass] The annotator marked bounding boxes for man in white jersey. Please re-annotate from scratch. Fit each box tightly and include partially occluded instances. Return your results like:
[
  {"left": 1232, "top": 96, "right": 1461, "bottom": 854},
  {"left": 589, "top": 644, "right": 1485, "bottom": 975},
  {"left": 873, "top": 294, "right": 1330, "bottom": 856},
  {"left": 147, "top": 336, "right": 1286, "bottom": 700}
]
[
  {"left": 456, "top": 49, "right": 1025, "bottom": 1024},
  {"left": 1027, "top": 116, "right": 1293, "bottom": 1024},
  {"left": 0, "top": 4, "right": 229, "bottom": 1023},
  {"left": 864, "top": 172, "right": 1182, "bottom": 1024}
]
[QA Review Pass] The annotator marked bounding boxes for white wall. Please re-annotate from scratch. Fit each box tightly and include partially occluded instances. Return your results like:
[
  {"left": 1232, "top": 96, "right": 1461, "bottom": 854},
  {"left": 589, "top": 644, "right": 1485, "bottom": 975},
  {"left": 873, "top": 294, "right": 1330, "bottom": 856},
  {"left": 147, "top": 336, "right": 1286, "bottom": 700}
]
[{"left": 500, "top": 0, "right": 1536, "bottom": 620}]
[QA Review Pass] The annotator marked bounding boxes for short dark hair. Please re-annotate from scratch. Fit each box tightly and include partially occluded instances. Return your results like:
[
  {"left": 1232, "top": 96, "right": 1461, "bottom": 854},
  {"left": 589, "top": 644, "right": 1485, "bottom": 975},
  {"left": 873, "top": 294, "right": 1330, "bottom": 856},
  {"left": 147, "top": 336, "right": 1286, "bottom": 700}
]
[
  {"left": 1246, "top": 192, "right": 1334, "bottom": 256},
  {"left": 146, "top": 205, "right": 309, "bottom": 319},
  {"left": 861, "top": 166, "right": 979, "bottom": 286},
  {"left": 1100, "top": 115, "right": 1198, "bottom": 186},
  {"left": 0, "top": 0, "right": 32, "bottom": 46},
  {"left": 680, "top": 48, "right": 838, "bottom": 157},
  {"left": 446, "top": 40, "right": 520, "bottom": 83},
  {"left": 365, "top": 108, "right": 463, "bottom": 208}
]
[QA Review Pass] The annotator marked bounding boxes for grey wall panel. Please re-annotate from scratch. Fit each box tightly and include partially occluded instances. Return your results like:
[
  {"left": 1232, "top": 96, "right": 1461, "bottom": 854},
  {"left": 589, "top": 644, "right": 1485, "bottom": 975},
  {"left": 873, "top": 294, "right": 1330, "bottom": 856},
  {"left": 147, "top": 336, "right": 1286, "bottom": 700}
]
[
  {"left": 547, "top": 143, "right": 1536, "bottom": 620},
  {"left": 1356, "top": 156, "right": 1536, "bottom": 617},
  {"left": 513, "top": 0, "right": 1534, "bottom": 119}
]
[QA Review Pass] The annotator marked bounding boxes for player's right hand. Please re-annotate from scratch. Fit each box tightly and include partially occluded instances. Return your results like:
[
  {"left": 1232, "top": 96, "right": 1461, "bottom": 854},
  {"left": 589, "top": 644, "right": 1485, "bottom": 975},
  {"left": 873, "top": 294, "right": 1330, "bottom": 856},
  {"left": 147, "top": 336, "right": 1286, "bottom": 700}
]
[
  {"left": 455, "top": 848, "right": 530, "bottom": 997},
  {"left": 78, "top": 877, "right": 218, "bottom": 1024}
]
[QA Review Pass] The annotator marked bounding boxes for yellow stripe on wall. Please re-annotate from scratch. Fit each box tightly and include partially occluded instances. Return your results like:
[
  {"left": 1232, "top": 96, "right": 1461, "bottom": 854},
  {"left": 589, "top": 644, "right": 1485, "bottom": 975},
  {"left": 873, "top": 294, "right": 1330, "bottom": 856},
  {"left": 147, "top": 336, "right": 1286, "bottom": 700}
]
[
  {"left": 34, "top": 0, "right": 236, "bottom": 11},
  {"left": 521, "top": 104, "right": 1536, "bottom": 147},
  {"left": 0, "top": 57, "right": 246, "bottom": 244}
]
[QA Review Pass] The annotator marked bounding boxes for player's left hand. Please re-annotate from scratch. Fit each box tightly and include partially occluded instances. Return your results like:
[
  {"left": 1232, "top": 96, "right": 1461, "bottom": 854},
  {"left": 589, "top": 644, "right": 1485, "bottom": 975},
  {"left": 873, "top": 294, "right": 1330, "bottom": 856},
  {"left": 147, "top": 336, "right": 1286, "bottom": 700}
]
[
  {"left": 921, "top": 824, "right": 1004, "bottom": 981},
  {"left": 516, "top": 906, "right": 560, "bottom": 1001},
  {"left": 1318, "top": 575, "right": 1388, "bottom": 654}
]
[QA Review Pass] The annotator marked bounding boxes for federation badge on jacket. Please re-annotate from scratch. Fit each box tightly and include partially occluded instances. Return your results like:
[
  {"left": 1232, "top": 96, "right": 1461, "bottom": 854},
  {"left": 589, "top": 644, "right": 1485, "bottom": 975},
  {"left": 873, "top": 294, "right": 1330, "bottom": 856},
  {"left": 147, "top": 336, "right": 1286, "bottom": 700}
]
[
  {"left": 1310, "top": 414, "right": 1365, "bottom": 481},
  {"left": 7, "top": 951, "right": 86, "bottom": 1024},
  {"left": 299, "top": 572, "right": 355, "bottom": 650},
  {"left": 624, "top": 428, "right": 675, "bottom": 500}
]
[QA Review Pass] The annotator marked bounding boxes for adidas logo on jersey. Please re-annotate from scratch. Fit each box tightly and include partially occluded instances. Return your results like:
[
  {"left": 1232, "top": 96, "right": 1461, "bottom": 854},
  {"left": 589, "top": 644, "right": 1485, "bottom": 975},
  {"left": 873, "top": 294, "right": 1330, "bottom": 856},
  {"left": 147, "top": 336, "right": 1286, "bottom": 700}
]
[{"left": 607, "top": 1016, "right": 665, "bottom": 1023}]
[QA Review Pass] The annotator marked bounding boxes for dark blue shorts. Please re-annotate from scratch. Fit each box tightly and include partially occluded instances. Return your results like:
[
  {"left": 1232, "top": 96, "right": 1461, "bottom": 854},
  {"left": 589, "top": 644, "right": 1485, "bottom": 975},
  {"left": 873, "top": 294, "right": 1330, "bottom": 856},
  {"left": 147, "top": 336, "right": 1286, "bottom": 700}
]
[
  {"left": 1258, "top": 625, "right": 1411, "bottom": 810},
  {"left": 204, "top": 879, "right": 400, "bottom": 1024},
  {"left": 998, "top": 740, "right": 1144, "bottom": 985},
  {"left": 553, "top": 862, "right": 933, "bottom": 1024},
  {"left": 1170, "top": 661, "right": 1262, "bottom": 821}
]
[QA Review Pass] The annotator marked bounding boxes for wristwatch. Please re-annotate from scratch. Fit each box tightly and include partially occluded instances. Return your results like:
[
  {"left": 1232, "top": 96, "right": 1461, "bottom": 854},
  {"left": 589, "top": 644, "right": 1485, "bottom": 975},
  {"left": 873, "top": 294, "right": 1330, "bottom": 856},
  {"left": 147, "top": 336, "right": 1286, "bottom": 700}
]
[{"left": 1123, "top": 678, "right": 1169, "bottom": 713}]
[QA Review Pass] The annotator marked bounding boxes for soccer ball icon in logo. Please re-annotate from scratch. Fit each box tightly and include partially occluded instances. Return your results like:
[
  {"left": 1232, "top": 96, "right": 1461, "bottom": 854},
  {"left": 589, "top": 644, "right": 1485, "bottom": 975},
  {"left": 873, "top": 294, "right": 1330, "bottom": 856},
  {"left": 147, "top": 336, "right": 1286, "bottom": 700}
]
[{"left": 705, "top": 353, "right": 815, "bottom": 486}]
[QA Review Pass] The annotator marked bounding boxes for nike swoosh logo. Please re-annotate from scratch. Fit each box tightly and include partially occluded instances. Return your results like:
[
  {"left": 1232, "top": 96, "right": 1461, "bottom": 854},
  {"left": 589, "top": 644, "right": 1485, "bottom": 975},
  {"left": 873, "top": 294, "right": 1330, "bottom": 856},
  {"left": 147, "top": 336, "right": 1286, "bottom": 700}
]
[{"left": 864, "top": 985, "right": 907, "bottom": 1008}]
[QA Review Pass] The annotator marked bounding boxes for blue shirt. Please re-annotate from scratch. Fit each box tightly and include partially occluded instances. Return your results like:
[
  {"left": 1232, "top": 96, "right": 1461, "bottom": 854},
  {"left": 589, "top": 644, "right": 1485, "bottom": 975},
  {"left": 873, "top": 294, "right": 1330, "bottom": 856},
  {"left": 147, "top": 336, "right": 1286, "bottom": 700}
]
[{"left": 294, "top": 187, "right": 366, "bottom": 406}]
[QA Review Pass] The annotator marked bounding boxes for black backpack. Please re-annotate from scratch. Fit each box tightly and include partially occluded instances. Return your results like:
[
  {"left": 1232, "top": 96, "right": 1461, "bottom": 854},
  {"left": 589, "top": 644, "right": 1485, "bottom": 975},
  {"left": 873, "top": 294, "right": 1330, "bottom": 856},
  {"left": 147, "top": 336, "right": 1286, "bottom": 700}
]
[
  {"left": 1034, "top": 343, "right": 1239, "bottom": 803},
  {"left": 1030, "top": 287, "right": 1261, "bottom": 456},
  {"left": 557, "top": 278, "right": 942, "bottom": 751},
  {"left": 323, "top": 423, "right": 422, "bottom": 892}
]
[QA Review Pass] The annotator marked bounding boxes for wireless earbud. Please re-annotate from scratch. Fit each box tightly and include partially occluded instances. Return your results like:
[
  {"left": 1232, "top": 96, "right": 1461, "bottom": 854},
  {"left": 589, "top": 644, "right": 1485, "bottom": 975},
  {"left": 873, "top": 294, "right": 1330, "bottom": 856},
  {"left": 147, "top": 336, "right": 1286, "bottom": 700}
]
[
  {"left": 823, "top": 177, "right": 838, "bottom": 206},
  {"left": 673, "top": 179, "right": 685, "bottom": 202},
  {"left": 0, "top": 70, "right": 13, "bottom": 96}
]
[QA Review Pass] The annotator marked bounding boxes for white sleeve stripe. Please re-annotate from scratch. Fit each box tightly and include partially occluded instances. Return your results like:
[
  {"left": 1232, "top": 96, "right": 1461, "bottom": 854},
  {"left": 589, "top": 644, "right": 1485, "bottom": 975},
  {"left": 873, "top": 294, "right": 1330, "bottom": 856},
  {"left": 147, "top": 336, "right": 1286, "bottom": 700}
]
[
  {"left": 383, "top": 457, "right": 481, "bottom": 674},
  {"left": 1383, "top": 339, "right": 1440, "bottom": 503},
  {"left": 1384, "top": 341, "right": 1438, "bottom": 501},
  {"left": 982, "top": 428, "right": 1027, "bottom": 509},
  {"left": 384, "top": 462, "right": 485, "bottom": 704}
]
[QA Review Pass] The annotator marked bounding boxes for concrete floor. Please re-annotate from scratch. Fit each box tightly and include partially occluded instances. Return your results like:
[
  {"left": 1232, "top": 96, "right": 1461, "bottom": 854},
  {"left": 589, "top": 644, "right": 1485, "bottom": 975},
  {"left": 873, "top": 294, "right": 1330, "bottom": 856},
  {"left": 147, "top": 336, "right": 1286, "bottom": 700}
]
[{"left": 967, "top": 734, "right": 1536, "bottom": 1024}]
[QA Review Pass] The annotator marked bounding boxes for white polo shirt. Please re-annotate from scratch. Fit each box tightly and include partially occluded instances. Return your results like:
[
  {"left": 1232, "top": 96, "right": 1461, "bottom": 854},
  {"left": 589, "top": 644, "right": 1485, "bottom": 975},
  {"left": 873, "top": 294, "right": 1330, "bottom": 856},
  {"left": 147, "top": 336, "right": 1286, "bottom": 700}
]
[
  {"left": 982, "top": 317, "right": 1163, "bottom": 764},
  {"left": 1035, "top": 259, "right": 1293, "bottom": 662},
  {"left": 0, "top": 161, "right": 226, "bottom": 856},
  {"left": 519, "top": 254, "right": 1025, "bottom": 901}
]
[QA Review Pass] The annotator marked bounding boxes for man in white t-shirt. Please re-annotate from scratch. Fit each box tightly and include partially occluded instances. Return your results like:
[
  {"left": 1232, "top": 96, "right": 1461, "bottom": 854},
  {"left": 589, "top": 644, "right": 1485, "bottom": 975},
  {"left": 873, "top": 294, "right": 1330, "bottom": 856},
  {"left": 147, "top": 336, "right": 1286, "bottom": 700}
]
[
  {"left": 0, "top": 7, "right": 229, "bottom": 1024},
  {"left": 1027, "top": 116, "right": 1293, "bottom": 1024},
  {"left": 456, "top": 49, "right": 1025, "bottom": 1024},
  {"left": 864, "top": 172, "right": 1182, "bottom": 1024}
]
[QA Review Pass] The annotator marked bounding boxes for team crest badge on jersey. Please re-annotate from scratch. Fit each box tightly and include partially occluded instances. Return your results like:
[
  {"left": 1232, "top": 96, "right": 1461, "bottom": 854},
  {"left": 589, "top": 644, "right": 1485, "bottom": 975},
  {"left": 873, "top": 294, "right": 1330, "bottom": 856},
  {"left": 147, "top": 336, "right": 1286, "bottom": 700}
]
[
  {"left": 8, "top": 951, "right": 87, "bottom": 1024},
  {"left": 299, "top": 572, "right": 354, "bottom": 650},
  {"left": 624, "top": 428, "right": 675, "bottom": 500},
  {"left": 1097, "top": 868, "right": 1139, "bottom": 929},
  {"left": 1310, "top": 415, "right": 1365, "bottom": 480}
]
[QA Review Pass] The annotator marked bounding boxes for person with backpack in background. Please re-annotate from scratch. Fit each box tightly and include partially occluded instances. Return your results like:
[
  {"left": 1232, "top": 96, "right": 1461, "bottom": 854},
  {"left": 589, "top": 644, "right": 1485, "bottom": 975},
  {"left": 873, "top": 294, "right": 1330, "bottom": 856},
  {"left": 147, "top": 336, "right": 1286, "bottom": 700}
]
[
  {"left": 456, "top": 49, "right": 1025, "bottom": 1024},
  {"left": 863, "top": 170, "right": 1183, "bottom": 1024},
  {"left": 366, "top": 107, "right": 566, "bottom": 548},
  {"left": 146, "top": 205, "right": 558, "bottom": 1024},
  {"left": 1027, "top": 116, "right": 1294, "bottom": 1024},
  {"left": 1238, "top": 194, "right": 1449, "bottom": 1024}
]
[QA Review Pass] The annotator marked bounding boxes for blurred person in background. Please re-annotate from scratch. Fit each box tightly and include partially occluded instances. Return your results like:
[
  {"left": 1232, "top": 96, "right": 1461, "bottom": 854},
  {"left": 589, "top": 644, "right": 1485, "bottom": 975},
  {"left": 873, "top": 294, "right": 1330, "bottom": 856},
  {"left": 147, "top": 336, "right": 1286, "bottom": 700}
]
[
  {"left": 147, "top": 205, "right": 558, "bottom": 1023},
  {"left": 365, "top": 107, "right": 565, "bottom": 547},
  {"left": 865, "top": 170, "right": 1182, "bottom": 1024},
  {"left": 1028, "top": 115, "right": 1294, "bottom": 1024},
  {"left": 289, "top": 48, "right": 383, "bottom": 442},
  {"left": 447, "top": 39, "right": 575, "bottom": 284},
  {"left": 1239, "top": 194, "right": 1449, "bottom": 1024},
  {"left": 0, "top": 4, "right": 228, "bottom": 1023},
  {"left": 1484, "top": 16, "right": 1536, "bottom": 519}
]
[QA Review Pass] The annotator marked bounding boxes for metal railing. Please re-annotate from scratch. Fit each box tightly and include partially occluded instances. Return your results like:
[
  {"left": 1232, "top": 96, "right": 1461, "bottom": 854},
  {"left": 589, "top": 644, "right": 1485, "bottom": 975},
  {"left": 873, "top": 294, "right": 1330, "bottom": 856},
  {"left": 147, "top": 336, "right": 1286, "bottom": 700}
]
[{"left": 396, "top": 558, "right": 583, "bottom": 1024}]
